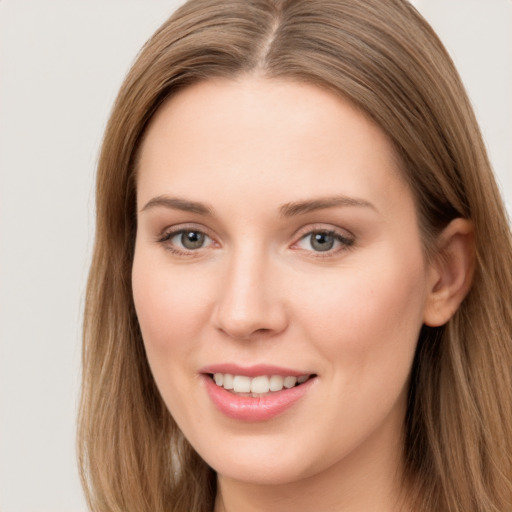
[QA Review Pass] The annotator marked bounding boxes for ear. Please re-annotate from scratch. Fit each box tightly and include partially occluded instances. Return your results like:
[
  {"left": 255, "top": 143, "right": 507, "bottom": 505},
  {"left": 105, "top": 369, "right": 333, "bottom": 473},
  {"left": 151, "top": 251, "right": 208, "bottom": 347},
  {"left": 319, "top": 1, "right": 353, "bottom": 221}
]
[{"left": 423, "top": 218, "right": 475, "bottom": 327}]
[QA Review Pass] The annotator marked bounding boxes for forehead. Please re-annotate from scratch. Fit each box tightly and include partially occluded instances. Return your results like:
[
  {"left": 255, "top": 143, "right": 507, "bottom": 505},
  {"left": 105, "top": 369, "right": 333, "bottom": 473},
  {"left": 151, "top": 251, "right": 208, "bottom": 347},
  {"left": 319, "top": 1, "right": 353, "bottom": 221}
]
[{"left": 136, "top": 76, "right": 411, "bottom": 216}]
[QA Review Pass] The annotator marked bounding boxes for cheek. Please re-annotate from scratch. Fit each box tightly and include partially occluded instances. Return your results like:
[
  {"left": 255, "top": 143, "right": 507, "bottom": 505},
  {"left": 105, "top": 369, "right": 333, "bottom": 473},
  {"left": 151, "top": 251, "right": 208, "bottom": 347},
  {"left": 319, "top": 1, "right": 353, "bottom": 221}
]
[
  {"left": 280, "top": 248, "right": 427, "bottom": 466},
  {"left": 293, "top": 247, "right": 427, "bottom": 379},
  {"left": 131, "top": 249, "right": 214, "bottom": 397},
  {"left": 133, "top": 254, "right": 207, "bottom": 346},
  {"left": 131, "top": 251, "right": 212, "bottom": 428}
]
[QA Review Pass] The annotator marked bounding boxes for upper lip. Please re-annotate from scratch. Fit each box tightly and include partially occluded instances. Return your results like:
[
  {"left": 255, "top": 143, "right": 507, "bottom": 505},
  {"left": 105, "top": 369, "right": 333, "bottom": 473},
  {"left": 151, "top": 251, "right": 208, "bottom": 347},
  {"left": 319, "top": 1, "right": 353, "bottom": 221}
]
[{"left": 199, "top": 363, "right": 313, "bottom": 378}]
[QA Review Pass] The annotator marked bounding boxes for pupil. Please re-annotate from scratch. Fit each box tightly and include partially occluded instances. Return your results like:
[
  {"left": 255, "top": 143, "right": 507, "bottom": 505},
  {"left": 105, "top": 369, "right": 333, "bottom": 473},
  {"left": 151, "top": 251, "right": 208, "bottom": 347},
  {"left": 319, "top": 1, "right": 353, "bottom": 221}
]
[
  {"left": 182, "top": 231, "right": 205, "bottom": 249},
  {"left": 311, "top": 232, "right": 334, "bottom": 251}
]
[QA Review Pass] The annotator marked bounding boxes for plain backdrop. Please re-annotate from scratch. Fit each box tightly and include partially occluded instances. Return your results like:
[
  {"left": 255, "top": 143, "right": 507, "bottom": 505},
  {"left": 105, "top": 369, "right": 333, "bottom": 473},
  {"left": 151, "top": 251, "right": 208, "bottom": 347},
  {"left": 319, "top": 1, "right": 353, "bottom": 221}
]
[{"left": 0, "top": 1, "right": 510, "bottom": 511}]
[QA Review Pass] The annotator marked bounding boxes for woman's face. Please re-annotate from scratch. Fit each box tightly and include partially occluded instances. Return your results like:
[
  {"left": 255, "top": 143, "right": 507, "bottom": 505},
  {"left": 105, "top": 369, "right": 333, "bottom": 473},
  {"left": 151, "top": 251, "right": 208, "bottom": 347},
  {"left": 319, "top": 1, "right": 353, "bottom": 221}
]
[{"left": 133, "top": 77, "right": 433, "bottom": 486}]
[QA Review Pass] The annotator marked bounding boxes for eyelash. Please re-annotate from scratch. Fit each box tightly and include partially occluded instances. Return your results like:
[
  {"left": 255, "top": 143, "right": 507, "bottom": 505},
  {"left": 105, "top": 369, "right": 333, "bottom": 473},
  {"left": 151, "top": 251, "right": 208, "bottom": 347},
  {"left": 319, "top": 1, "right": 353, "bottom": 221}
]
[
  {"left": 157, "top": 226, "right": 355, "bottom": 257},
  {"left": 157, "top": 226, "right": 216, "bottom": 256},
  {"left": 293, "top": 229, "right": 355, "bottom": 257}
]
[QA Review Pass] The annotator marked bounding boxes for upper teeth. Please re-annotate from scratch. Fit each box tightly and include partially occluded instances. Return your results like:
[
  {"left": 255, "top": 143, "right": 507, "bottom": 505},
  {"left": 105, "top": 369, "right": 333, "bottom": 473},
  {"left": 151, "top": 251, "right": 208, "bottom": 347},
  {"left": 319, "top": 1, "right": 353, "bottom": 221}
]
[{"left": 213, "top": 373, "right": 309, "bottom": 394}]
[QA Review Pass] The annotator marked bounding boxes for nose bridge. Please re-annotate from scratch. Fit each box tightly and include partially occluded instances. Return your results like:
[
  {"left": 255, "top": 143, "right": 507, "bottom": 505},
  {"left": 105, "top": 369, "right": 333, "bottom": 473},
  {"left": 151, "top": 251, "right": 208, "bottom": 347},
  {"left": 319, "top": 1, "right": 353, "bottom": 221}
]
[{"left": 213, "top": 241, "right": 286, "bottom": 339}]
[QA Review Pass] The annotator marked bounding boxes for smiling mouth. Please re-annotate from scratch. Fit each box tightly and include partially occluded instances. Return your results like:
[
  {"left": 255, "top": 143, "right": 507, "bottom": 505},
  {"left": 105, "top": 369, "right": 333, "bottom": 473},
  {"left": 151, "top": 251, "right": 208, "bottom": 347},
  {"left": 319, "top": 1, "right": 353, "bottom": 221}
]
[{"left": 209, "top": 373, "right": 316, "bottom": 396}]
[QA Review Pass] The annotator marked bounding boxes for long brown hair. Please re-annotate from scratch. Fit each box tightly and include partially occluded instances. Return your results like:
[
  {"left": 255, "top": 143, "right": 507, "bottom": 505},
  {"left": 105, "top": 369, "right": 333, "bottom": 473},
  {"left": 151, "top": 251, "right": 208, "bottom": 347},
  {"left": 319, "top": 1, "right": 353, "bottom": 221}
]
[{"left": 78, "top": 1, "right": 512, "bottom": 510}]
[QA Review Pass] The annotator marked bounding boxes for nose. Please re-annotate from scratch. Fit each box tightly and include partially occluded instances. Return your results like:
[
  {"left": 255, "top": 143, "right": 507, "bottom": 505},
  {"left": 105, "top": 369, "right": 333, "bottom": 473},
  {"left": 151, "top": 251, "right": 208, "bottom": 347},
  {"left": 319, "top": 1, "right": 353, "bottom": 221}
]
[{"left": 212, "top": 246, "right": 288, "bottom": 340}]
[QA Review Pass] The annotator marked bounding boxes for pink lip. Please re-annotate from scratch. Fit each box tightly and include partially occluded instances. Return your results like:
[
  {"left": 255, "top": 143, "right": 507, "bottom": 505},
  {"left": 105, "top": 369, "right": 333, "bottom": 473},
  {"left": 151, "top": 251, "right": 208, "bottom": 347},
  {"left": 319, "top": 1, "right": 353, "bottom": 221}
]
[
  {"left": 199, "top": 363, "right": 311, "bottom": 378},
  {"left": 201, "top": 373, "right": 316, "bottom": 422}
]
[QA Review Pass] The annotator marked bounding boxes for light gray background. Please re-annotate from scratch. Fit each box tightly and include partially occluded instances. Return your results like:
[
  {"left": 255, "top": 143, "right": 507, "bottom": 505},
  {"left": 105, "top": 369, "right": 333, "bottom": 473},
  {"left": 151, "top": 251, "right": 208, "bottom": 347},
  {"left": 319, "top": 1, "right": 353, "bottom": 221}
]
[{"left": 0, "top": 1, "right": 510, "bottom": 511}]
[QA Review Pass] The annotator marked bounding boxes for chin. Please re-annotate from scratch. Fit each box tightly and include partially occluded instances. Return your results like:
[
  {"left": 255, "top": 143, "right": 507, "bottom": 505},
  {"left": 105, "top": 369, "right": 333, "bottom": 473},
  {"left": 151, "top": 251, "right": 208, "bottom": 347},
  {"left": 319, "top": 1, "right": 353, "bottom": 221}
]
[
  {"left": 213, "top": 457, "right": 311, "bottom": 486},
  {"left": 190, "top": 431, "right": 326, "bottom": 486}
]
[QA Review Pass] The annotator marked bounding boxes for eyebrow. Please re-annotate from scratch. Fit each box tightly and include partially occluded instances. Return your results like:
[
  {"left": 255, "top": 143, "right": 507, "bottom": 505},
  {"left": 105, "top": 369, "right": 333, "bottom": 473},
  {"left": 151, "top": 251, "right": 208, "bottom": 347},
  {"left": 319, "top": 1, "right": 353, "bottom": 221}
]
[
  {"left": 140, "top": 195, "right": 213, "bottom": 215},
  {"left": 140, "top": 194, "right": 375, "bottom": 217},
  {"left": 279, "top": 195, "right": 376, "bottom": 217}
]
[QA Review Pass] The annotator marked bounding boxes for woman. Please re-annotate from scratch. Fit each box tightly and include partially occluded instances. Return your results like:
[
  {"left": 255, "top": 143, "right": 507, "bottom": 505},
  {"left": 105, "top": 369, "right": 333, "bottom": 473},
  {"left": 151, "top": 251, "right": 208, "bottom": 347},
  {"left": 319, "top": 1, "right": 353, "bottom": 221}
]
[{"left": 78, "top": 0, "right": 512, "bottom": 510}]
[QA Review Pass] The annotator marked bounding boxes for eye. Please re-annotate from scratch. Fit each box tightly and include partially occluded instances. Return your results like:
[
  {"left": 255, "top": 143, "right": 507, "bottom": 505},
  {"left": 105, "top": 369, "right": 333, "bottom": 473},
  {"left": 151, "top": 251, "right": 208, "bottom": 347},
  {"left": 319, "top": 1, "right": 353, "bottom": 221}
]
[
  {"left": 175, "top": 230, "right": 207, "bottom": 250},
  {"left": 296, "top": 230, "right": 353, "bottom": 253},
  {"left": 159, "top": 228, "right": 215, "bottom": 253}
]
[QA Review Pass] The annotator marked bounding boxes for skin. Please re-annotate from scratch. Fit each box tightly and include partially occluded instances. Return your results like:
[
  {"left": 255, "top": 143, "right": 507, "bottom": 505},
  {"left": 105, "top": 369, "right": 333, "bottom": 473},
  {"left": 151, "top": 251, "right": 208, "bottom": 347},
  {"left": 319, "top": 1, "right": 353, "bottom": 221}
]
[{"left": 132, "top": 77, "right": 473, "bottom": 512}]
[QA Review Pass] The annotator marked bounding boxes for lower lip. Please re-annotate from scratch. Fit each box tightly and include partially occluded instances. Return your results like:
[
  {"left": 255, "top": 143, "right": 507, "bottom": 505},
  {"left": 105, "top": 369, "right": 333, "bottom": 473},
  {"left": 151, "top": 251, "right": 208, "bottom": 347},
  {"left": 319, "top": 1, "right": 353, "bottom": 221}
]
[{"left": 203, "top": 375, "right": 315, "bottom": 422}]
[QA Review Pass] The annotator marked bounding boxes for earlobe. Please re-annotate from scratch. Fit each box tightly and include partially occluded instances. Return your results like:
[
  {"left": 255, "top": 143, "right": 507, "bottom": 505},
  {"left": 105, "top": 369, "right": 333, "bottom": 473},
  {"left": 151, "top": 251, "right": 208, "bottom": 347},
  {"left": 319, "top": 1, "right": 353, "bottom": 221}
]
[{"left": 423, "top": 218, "right": 475, "bottom": 327}]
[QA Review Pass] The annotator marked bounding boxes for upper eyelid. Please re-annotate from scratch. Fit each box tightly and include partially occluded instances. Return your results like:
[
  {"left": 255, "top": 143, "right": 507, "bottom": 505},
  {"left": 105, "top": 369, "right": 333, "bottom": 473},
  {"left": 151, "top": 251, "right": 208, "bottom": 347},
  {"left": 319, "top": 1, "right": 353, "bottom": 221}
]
[
  {"left": 292, "top": 223, "right": 354, "bottom": 241},
  {"left": 161, "top": 229, "right": 213, "bottom": 243},
  {"left": 158, "top": 223, "right": 215, "bottom": 239},
  {"left": 293, "top": 231, "right": 354, "bottom": 250}
]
